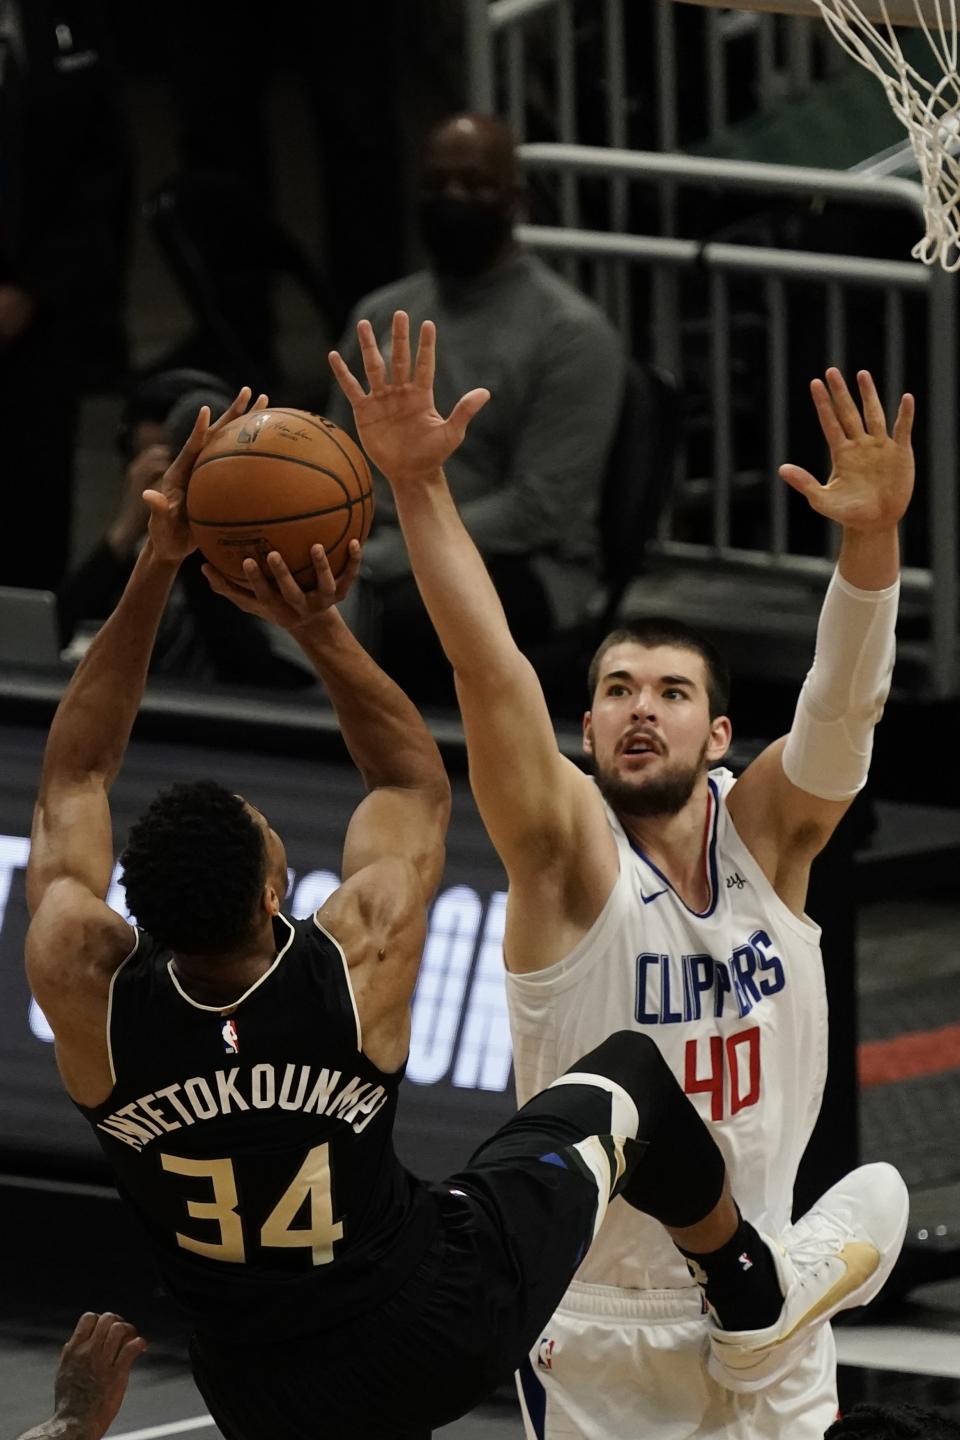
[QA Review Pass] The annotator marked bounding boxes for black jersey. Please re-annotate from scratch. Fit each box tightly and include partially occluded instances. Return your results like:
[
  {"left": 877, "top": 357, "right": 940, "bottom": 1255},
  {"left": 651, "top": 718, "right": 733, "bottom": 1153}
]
[{"left": 77, "top": 913, "right": 437, "bottom": 1341}]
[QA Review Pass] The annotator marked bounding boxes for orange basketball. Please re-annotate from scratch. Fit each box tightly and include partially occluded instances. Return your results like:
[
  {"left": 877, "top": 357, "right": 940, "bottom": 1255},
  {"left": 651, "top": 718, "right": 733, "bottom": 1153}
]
[{"left": 187, "top": 408, "right": 373, "bottom": 588}]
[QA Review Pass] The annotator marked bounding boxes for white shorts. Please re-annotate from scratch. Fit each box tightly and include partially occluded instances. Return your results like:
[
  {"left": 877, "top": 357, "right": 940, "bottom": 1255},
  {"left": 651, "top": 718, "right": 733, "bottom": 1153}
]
[{"left": 516, "top": 1281, "right": 838, "bottom": 1440}]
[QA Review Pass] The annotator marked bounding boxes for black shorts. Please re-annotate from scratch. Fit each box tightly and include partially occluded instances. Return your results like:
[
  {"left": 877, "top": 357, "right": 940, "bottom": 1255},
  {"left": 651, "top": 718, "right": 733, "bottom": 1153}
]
[{"left": 191, "top": 1085, "right": 614, "bottom": 1440}]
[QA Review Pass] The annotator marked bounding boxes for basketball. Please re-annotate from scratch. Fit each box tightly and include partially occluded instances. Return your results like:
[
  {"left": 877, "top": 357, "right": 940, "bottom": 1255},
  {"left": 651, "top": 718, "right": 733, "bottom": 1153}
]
[{"left": 187, "top": 408, "right": 374, "bottom": 588}]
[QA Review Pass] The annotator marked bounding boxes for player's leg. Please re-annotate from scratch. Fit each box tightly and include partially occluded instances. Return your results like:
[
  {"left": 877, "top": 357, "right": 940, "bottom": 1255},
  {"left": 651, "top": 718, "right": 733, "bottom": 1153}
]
[
  {"left": 471, "top": 1030, "right": 784, "bottom": 1328},
  {"left": 538, "top": 1031, "right": 909, "bottom": 1392},
  {"left": 460, "top": 1031, "right": 907, "bottom": 1394}
]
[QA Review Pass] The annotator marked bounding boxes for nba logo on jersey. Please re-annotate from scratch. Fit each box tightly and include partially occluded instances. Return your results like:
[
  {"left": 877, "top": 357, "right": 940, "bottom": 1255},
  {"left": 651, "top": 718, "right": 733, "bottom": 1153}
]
[
  {"left": 537, "top": 1338, "right": 555, "bottom": 1371},
  {"left": 221, "top": 1018, "right": 239, "bottom": 1054}
]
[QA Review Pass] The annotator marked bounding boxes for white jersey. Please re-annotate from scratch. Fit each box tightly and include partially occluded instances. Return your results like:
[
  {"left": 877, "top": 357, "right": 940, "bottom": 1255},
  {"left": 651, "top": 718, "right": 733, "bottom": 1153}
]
[{"left": 507, "top": 767, "right": 829, "bottom": 1295}]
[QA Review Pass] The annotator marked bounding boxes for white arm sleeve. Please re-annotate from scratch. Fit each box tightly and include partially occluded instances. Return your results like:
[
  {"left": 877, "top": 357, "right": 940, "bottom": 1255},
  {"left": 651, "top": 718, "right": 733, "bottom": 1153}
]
[{"left": 782, "top": 569, "right": 899, "bottom": 801}]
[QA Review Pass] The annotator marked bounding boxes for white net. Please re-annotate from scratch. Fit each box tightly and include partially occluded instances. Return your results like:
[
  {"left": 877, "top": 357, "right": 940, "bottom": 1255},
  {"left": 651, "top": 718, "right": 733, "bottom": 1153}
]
[{"left": 811, "top": 0, "right": 960, "bottom": 268}]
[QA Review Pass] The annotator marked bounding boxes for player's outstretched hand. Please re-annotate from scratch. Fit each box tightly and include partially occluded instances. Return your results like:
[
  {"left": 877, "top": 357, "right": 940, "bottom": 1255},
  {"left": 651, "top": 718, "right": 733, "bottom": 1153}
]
[
  {"left": 328, "top": 309, "right": 490, "bottom": 486},
  {"left": 202, "top": 540, "right": 362, "bottom": 632},
  {"left": 50, "top": 1311, "right": 146, "bottom": 1440},
  {"left": 143, "top": 388, "right": 269, "bottom": 564},
  {"left": 780, "top": 368, "right": 915, "bottom": 533}
]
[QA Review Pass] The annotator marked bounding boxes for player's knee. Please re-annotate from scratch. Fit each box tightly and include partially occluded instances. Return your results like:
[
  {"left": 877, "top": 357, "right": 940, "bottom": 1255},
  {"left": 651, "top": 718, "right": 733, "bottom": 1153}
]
[
  {"left": 597, "top": 1031, "right": 659, "bottom": 1070},
  {"left": 565, "top": 1031, "right": 669, "bottom": 1107}
]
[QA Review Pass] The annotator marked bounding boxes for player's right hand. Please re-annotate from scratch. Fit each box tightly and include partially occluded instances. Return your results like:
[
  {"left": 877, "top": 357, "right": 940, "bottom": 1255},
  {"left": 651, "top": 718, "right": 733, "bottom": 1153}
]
[
  {"left": 202, "top": 540, "right": 362, "bottom": 632},
  {"left": 53, "top": 1311, "right": 147, "bottom": 1440},
  {"left": 328, "top": 309, "right": 489, "bottom": 486}
]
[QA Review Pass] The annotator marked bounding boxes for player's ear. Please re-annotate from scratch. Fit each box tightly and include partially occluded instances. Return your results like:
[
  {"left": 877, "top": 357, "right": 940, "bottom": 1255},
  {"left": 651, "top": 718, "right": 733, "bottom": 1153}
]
[
  {"left": 261, "top": 883, "right": 281, "bottom": 917},
  {"left": 582, "top": 711, "right": 594, "bottom": 756},
  {"left": 708, "top": 715, "right": 732, "bottom": 762}
]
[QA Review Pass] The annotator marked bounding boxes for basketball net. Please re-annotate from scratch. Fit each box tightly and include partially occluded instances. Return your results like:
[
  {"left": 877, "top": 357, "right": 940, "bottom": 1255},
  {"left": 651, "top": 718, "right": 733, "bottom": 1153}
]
[{"left": 810, "top": 0, "right": 960, "bottom": 268}]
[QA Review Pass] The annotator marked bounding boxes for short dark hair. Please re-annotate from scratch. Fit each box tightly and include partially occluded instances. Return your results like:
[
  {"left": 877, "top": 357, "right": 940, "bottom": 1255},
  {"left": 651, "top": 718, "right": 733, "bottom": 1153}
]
[
  {"left": 120, "top": 781, "right": 266, "bottom": 954},
  {"left": 826, "top": 1404, "right": 960, "bottom": 1438},
  {"left": 587, "top": 618, "right": 731, "bottom": 719}
]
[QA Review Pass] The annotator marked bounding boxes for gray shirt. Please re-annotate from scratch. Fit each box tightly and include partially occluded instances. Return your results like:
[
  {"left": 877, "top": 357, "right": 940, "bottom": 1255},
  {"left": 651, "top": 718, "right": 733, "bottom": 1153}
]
[{"left": 326, "top": 250, "right": 626, "bottom": 626}]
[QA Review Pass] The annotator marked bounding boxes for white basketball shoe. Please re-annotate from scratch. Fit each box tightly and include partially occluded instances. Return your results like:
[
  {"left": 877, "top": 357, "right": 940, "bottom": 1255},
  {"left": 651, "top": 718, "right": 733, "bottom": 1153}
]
[{"left": 707, "top": 1162, "right": 910, "bottom": 1393}]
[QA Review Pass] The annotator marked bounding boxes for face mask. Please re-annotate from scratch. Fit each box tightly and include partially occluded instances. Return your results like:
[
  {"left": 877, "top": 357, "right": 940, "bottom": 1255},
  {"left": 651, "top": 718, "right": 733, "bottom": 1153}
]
[{"left": 417, "top": 194, "right": 513, "bottom": 278}]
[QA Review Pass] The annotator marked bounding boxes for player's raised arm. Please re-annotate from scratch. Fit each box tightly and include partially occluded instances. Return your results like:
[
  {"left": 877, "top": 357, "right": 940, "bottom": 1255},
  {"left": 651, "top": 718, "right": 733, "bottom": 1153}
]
[
  {"left": 728, "top": 368, "right": 913, "bottom": 912},
  {"left": 26, "top": 390, "right": 263, "bottom": 1054},
  {"left": 328, "top": 311, "right": 593, "bottom": 880}
]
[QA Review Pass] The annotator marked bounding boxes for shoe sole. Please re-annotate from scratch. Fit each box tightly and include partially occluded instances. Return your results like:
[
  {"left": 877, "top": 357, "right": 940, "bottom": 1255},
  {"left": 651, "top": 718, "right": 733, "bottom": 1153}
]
[{"left": 708, "top": 1180, "right": 911, "bottom": 1394}]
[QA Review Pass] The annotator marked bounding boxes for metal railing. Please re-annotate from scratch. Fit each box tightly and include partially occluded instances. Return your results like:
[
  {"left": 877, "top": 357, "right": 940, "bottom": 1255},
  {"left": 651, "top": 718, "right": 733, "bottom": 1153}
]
[
  {"left": 461, "top": 7, "right": 958, "bottom": 697},
  {"left": 463, "top": 0, "right": 843, "bottom": 156},
  {"left": 511, "top": 146, "right": 958, "bottom": 697}
]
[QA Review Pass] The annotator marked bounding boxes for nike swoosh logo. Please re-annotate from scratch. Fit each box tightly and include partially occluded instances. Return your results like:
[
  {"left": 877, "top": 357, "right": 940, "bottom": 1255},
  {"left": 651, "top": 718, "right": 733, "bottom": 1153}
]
[
  {"left": 776, "top": 1241, "right": 880, "bottom": 1339},
  {"left": 641, "top": 889, "right": 668, "bottom": 904},
  {"left": 713, "top": 1241, "right": 881, "bottom": 1364}
]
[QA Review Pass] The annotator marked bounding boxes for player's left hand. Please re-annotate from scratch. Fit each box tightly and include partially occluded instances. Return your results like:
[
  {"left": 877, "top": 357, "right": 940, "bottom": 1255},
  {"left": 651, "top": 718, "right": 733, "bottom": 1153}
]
[
  {"left": 143, "top": 387, "right": 269, "bottom": 564},
  {"left": 780, "top": 368, "right": 915, "bottom": 534},
  {"left": 53, "top": 1311, "right": 147, "bottom": 1440},
  {"left": 202, "top": 541, "right": 362, "bottom": 631}
]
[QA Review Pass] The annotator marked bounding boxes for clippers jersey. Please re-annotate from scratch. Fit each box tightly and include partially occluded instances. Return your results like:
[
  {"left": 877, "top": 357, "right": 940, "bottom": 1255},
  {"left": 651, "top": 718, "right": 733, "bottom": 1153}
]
[
  {"left": 506, "top": 768, "right": 828, "bottom": 1293},
  {"left": 78, "top": 912, "right": 437, "bottom": 1340}
]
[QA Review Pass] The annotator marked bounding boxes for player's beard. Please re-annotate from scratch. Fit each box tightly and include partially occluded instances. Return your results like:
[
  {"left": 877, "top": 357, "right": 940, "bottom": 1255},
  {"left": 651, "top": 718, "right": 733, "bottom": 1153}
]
[{"left": 590, "top": 737, "right": 711, "bottom": 818}]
